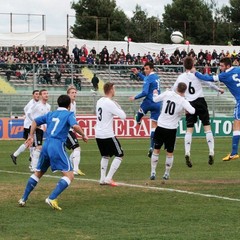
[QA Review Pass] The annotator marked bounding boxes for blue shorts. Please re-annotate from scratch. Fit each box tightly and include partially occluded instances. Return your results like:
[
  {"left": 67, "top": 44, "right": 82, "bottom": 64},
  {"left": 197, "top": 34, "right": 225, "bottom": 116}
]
[
  {"left": 36, "top": 139, "right": 73, "bottom": 172},
  {"left": 140, "top": 99, "right": 161, "bottom": 122},
  {"left": 234, "top": 102, "right": 240, "bottom": 120}
]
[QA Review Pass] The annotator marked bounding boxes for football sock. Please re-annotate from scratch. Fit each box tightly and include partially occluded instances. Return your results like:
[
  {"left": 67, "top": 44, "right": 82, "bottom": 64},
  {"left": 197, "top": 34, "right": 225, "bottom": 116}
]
[
  {"left": 184, "top": 132, "right": 192, "bottom": 155},
  {"left": 72, "top": 148, "right": 81, "bottom": 172},
  {"left": 14, "top": 144, "right": 27, "bottom": 157},
  {"left": 31, "top": 148, "right": 40, "bottom": 170},
  {"left": 22, "top": 174, "right": 39, "bottom": 201},
  {"left": 205, "top": 130, "right": 214, "bottom": 155},
  {"left": 165, "top": 156, "right": 174, "bottom": 175},
  {"left": 136, "top": 111, "right": 144, "bottom": 123},
  {"left": 151, "top": 153, "right": 159, "bottom": 175},
  {"left": 150, "top": 129, "right": 155, "bottom": 149},
  {"left": 49, "top": 176, "right": 71, "bottom": 200},
  {"left": 105, "top": 157, "right": 122, "bottom": 182},
  {"left": 231, "top": 131, "right": 240, "bottom": 156},
  {"left": 100, "top": 157, "right": 109, "bottom": 182}
]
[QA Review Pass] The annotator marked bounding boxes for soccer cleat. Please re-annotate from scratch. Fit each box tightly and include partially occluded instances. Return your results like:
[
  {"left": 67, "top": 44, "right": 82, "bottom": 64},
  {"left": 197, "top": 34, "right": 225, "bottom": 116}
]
[
  {"left": 45, "top": 198, "right": 62, "bottom": 210},
  {"left": 73, "top": 169, "right": 85, "bottom": 176},
  {"left": 185, "top": 155, "right": 192, "bottom": 168},
  {"left": 148, "top": 148, "right": 153, "bottom": 158},
  {"left": 134, "top": 114, "right": 141, "bottom": 125},
  {"left": 18, "top": 198, "right": 26, "bottom": 207},
  {"left": 222, "top": 154, "right": 239, "bottom": 161},
  {"left": 162, "top": 173, "right": 169, "bottom": 180},
  {"left": 208, "top": 155, "right": 214, "bottom": 165},
  {"left": 10, "top": 153, "right": 17, "bottom": 165},
  {"left": 104, "top": 179, "right": 118, "bottom": 187},
  {"left": 150, "top": 173, "right": 156, "bottom": 180}
]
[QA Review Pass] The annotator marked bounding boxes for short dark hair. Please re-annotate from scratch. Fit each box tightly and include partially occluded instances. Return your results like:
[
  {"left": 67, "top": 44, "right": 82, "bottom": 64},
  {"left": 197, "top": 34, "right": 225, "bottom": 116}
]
[
  {"left": 184, "top": 56, "right": 194, "bottom": 70},
  {"left": 220, "top": 57, "right": 232, "bottom": 67},
  {"left": 103, "top": 82, "right": 114, "bottom": 94},
  {"left": 177, "top": 82, "right": 187, "bottom": 93},
  {"left": 144, "top": 62, "right": 154, "bottom": 69},
  {"left": 32, "top": 90, "right": 39, "bottom": 95},
  {"left": 57, "top": 95, "right": 71, "bottom": 108}
]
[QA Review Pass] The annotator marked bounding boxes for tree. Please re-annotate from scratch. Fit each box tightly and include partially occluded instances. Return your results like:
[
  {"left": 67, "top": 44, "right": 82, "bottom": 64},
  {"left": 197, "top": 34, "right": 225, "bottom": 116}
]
[
  {"left": 162, "top": 0, "right": 214, "bottom": 44},
  {"left": 71, "top": 0, "right": 129, "bottom": 40}
]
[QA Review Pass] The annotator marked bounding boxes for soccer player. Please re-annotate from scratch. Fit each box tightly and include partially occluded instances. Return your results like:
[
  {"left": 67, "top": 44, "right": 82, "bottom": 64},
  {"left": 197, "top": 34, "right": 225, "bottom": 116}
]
[
  {"left": 129, "top": 62, "right": 162, "bottom": 158},
  {"left": 26, "top": 89, "right": 51, "bottom": 172},
  {"left": 150, "top": 82, "right": 195, "bottom": 180},
  {"left": 10, "top": 90, "right": 40, "bottom": 165},
  {"left": 192, "top": 57, "right": 240, "bottom": 161},
  {"left": 173, "top": 56, "right": 224, "bottom": 167},
  {"left": 18, "top": 95, "right": 88, "bottom": 210},
  {"left": 66, "top": 85, "right": 85, "bottom": 176},
  {"left": 95, "top": 82, "right": 126, "bottom": 186}
]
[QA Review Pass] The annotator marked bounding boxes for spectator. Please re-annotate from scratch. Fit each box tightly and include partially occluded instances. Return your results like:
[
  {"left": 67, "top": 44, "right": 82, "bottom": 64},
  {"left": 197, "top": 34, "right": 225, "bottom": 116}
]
[
  {"left": 91, "top": 73, "right": 99, "bottom": 91},
  {"left": 43, "top": 71, "right": 52, "bottom": 84},
  {"left": 74, "top": 75, "right": 81, "bottom": 91},
  {"left": 72, "top": 44, "right": 80, "bottom": 64},
  {"left": 54, "top": 71, "right": 62, "bottom": 84}
]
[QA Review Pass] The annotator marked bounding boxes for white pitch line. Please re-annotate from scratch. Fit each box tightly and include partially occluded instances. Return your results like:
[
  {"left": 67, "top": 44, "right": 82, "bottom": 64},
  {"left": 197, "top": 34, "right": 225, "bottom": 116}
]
[{"left": 1, "top": 169, "right": 240, "bottom": 202}]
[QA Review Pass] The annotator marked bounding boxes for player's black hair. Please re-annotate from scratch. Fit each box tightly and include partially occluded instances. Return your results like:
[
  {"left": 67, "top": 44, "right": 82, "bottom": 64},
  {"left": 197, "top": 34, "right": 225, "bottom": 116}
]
[
  {"left": 32, "top": 90, "right": 39, "bottom": 95},
  {"left": 144, "top": 62, "right": 154, "bottom": 69},
  {"left": 220, "top": 57, "right": 232, "bottom": 67},
  {"left": 57, "top": 95, "right": 71, "bottom": 109}
]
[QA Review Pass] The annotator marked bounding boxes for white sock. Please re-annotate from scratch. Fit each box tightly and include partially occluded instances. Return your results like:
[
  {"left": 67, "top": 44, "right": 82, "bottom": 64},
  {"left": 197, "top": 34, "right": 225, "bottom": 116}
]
[
  {"left": 100, "top": 157, "right": 109, "bottom": 183},
  {"left": 31, "top": 148, "right": 40, "bottom": 170},
  {"left": 165, "top": 156, "right": 174, "bottom": 175},
  {"left": 185, "top": 132, "right": 192, "bottom": 155},
  {"left": 205, "top": 131, "right": 214, "bottom": 155},
  {"left": 105, "top": 157, "right": 122, "bottom": 182},
  {"left": 14, "top": 144, "right": 27, "bottom": 157},
  {"left": 71, "top": 148, "right": 80, "bottom": 172},
  {"left": 29, "top": 147, "right": 34, "bottom": 159},
  {"left": 151, "top": 153, "right": 159, "bottom": 175}
]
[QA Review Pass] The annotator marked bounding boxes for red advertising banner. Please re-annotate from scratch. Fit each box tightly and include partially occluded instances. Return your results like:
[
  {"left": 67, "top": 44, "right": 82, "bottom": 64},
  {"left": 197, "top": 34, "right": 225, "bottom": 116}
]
[{"left": 0, "top": 116, "right": 151, "bottom": 140}]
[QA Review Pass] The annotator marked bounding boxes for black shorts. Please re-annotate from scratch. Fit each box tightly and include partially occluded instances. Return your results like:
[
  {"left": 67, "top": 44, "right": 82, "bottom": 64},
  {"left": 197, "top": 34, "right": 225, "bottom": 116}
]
[
  {"left": 186, "top": 97, "right": 210, "bottom": 127},
  {"left": 33, "top": 128, "right": 44, "bottom": 147},
  {"left": 153, "top": 126, "right": 177, "bottom": 153},
  {"left": 96, "top": 137, "right": 124, "bottom": 158},
  {"left": 23, "top": 127, "right": 30, "bottom": 140},
  {"left": 65, "top": 131, "right": 80, "bottom": 150}
]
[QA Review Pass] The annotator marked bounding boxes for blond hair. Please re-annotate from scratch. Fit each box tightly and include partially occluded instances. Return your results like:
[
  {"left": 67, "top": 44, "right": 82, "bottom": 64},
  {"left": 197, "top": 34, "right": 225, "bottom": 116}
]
[{"left": 67, "top": 85, "right": 77, "bottom": 94}]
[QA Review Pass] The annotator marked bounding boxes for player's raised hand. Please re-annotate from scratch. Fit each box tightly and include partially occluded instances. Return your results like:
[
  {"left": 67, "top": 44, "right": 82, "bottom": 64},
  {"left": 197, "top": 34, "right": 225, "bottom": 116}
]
[
  {"left": 129, "top": 96, "right": 135, "bottom": 101},
  {"left": 131, "top": 68, "right": 139, "bottom": 74},
  {"left": 153, "top": 89, "right": 158, "bottom": 95}
]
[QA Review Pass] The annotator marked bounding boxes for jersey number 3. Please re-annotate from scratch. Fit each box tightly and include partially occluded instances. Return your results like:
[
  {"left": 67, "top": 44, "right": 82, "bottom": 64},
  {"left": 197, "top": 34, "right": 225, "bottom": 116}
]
[{"left": 98, "top": 107, "right": 102, "bottom": 121}]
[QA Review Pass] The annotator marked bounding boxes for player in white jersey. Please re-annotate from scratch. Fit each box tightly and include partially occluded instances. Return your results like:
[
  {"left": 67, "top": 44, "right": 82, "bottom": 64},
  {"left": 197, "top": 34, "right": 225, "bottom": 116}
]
[
  {"left": 26, "top": 89, "right": 51, "bottom": 171},
  {"left": 66, "top": 85, "right": 85, "bottom": 176},
  {"left": 10, "top": 90, "right": 40, "bottom": 165},
  {"left": 150, "top": 82, "right": 195, "bottom": 180},
  {"left": 173, "top": 57, "right": 224, "bottom": 167},
  {"left": 95, "top": 82, "right": 126, "bottom": 186}
]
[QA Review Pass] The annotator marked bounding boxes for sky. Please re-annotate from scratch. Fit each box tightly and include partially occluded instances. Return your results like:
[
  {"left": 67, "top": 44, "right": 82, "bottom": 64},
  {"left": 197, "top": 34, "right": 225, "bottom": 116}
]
[{"left": 0, "top": 0, "right": 227, "bottom": 35}]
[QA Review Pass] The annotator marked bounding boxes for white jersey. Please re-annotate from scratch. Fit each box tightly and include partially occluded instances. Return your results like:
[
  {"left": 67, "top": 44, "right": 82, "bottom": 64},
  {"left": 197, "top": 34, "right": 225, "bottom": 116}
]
[
  {"left": 70, "top": 101, "right": 76, "bottom": 115},
  {"left": 27, "top": 101, "right": 51, "bottom": 130},
  {"left": 23, "top": 99, "right": 38, "bottom": 128},
  {"left": 153, "top": 90, "right": 195, "bottom": 129},
  {"left": 173, "top": 72, "right": 219, "bottom": 101},
  {"left": 95, "top": 97, "right": 126, "bottom": 139}
]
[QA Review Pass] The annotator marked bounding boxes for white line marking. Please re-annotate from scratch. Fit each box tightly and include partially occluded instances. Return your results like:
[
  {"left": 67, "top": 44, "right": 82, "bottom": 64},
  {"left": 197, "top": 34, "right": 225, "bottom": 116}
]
[{"left": 1, "top": 169, "right": 240, "bottom": 202}]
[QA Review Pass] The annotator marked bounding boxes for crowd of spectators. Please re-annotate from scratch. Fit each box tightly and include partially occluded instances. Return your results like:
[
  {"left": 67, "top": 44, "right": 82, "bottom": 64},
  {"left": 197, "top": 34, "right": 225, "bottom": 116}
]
[{"left": 1, "top": 44, "right": 240, "bottom": 86}]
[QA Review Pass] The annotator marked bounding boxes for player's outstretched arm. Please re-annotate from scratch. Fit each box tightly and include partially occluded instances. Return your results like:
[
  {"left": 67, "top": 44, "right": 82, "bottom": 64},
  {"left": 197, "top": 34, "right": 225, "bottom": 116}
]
[{"left": 73, "top": 125, "right": 88, "bottom": 143}]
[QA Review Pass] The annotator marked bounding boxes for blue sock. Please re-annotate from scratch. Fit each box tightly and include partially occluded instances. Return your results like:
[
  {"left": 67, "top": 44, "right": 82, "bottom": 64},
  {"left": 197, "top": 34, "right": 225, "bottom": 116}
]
[
  {"left": 49, "top": 177, "right": 70, "bottom": 200},
  {"left": 22, "top": 174, "right": 39, "bottom": 202},
  {"left": 231, "top": 135, "right": 240, "bottom": 156},
  {"left": 150, "top": 131, "right": 155, "bottom": 149}
]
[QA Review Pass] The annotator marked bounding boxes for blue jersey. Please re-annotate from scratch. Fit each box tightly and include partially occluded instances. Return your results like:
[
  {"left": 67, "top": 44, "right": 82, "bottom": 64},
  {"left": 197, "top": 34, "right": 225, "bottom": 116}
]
[
  {"left": 135, "top": 72, "right": 161, "bottom": 101},
  {"left": 195, "top": 67, "right": 240, "bottom": 102},
  {"left": 34, "top": 107, "right": 78, "bottom": 172},
  {"left": 35, "top": 108, "right": 77, "bottom": 142}
]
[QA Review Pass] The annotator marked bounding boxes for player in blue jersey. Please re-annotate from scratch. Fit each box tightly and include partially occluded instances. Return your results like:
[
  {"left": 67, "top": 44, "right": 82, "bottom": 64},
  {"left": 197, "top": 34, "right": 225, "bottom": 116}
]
[
  {"left": 18, "top": 95, "right": 88, "bottom": 210},
  {"left": 129, "top": 62, "right": 162, "bottom": 158},
  {"left": 193, "top": 57, "right": 240, "bottom": 161}
]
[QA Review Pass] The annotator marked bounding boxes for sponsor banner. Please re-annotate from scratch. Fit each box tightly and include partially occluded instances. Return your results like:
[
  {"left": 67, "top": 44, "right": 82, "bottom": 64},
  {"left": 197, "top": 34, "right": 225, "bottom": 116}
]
[{"left": 0, "top": 116, "right": 234, "bottom": 140}]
